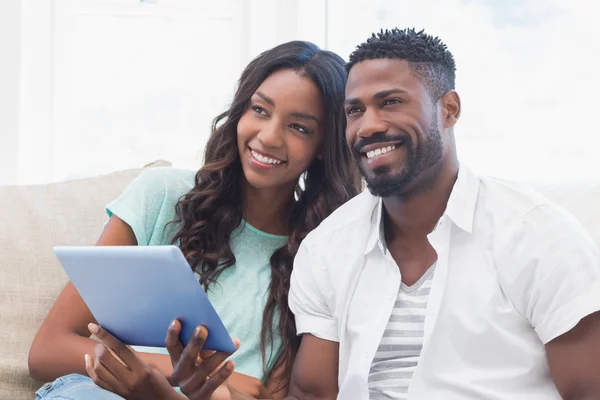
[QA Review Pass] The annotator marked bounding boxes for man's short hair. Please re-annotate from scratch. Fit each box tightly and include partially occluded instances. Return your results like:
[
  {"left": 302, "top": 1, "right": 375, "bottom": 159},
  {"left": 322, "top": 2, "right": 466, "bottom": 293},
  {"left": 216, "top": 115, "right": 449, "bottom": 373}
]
[{"left": 347, "top": 28, "right": 456, "bottom": 100}]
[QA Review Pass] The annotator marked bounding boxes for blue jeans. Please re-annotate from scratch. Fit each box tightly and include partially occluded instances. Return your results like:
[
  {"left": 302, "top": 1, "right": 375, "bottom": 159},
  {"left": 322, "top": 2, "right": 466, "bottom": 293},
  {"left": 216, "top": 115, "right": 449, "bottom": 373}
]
[{"left": 35, "top": 374, "right": 125, "bottom": 400}]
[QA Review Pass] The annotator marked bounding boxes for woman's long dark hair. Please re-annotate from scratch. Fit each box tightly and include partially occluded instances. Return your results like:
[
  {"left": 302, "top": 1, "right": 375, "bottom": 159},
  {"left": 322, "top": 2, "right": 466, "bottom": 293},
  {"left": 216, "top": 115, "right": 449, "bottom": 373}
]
[{"left": 171, "top": 41, "right": 362, "bottom": 389}]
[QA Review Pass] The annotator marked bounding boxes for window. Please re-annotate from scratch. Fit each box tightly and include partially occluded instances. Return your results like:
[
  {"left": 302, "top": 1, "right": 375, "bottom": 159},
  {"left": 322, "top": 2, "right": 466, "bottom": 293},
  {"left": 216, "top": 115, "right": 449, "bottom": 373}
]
[
  {"left": 11, "top": 0, "right": 599, "bottom": 186},
  {"left": 48, "top": 0, "right": 244, "bottom": 182},
  {"left": 324, "top": 0, "right": 599, "bottom": 182}
]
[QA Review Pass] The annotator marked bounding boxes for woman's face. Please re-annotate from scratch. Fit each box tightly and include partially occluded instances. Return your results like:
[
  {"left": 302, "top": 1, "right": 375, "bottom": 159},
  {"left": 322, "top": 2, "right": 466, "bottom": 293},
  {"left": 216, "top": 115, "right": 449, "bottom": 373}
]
[{"left": 237, "top": 68, "right": 325, "bottom": 192}]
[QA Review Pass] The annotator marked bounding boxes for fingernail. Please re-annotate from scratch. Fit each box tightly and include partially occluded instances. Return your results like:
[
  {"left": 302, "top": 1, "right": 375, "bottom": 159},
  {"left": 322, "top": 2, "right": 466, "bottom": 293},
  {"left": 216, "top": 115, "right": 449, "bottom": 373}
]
[
  {"left": 170, "top": 320, "right": 177, "bottom": 329},
  {"left": 88, "top": 323, "right": 99, "bottom": 334},
  {"left": 84, "top": 354, "right": 91, "bottom": 368},
  {"left": 194, "top": 326, "right": 208, "bottom": 339},
  {"left": 194, "top": 326, "right": 206, "bottom": 338},
  {"left": 225, "top": 361, "right": 234, "bottom": 372}
]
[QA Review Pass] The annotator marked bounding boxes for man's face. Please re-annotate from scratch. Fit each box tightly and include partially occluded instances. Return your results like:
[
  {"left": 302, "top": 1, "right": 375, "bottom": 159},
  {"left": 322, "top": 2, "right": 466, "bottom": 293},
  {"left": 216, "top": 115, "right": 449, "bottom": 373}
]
[{"left": 344, "top": 59, "right": 444, "bottom": 197}]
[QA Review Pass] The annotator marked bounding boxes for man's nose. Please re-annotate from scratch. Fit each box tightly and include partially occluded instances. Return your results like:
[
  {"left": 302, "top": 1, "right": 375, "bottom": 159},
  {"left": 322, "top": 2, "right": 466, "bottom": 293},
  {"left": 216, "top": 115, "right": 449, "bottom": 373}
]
[{"left": 357, "top": 108, "right": 389, "bottom": 138}]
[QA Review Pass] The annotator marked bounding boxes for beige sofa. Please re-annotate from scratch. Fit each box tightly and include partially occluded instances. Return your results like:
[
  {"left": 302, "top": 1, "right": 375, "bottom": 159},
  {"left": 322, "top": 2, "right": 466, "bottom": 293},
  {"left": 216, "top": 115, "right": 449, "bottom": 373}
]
[
  {"left": 1, "top": 162, "right": 599, "bottom": 399},
  {"left": 0, "top": 161, "right": 171, "bottom": 399}
]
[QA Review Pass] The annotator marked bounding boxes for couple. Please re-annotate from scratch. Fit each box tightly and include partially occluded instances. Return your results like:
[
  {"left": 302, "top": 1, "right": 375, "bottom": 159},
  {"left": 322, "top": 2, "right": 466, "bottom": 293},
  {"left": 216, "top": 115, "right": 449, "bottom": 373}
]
[{"left": 29, "top": 28, "right": 600, "bottom": 400}]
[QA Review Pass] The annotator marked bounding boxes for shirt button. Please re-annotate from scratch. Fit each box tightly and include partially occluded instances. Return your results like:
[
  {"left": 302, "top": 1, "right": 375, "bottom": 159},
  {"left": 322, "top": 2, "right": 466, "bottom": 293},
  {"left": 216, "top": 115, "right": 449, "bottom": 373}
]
[{"left": 44, "top": 382, "right": 53, "bottom": 390}]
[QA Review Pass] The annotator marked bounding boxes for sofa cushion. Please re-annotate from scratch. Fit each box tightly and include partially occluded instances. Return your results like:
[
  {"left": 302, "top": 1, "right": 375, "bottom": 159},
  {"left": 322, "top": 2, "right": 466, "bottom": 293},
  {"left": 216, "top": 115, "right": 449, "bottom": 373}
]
[{"left": 0, "top": 160, "right": 170, "bottom": 399}]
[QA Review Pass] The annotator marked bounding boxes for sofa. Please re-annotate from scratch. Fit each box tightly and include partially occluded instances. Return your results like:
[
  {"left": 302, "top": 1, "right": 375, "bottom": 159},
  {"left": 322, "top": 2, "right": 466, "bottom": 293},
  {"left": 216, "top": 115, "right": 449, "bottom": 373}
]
[{"left": 1, "top": 161, "right": 599, "bottom": 399}]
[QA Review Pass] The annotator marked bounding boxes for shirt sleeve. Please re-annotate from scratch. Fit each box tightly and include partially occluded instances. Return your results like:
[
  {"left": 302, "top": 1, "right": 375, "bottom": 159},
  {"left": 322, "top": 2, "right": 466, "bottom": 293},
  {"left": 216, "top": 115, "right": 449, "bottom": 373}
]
[
  {"left": 105, "top": 167, "right": 173, "bottom": 246},
  {"left": 289, "top": 237, "right": 339, "bottom": 342},
  {"left": 497, "top": 204, "right": 600, "bottom": 344}
]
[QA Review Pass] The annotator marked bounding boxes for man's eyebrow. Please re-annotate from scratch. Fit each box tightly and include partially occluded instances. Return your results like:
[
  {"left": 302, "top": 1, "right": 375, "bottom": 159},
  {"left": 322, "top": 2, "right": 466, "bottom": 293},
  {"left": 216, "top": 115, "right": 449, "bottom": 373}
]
[
  {"left": 255, "top": 91, "right": 274, "bottom": 106},
  {"left": 290, "top": 112, "right": 320, "bottom": 126},
  {"left": 373, "top": 88, "right": 409, "bottom": 99},
  {"left": 344, "top": 88, "right": 409, "bottom": 106},
  {"left": 344, "top": 97, "right": 360, "bottom": 106}
]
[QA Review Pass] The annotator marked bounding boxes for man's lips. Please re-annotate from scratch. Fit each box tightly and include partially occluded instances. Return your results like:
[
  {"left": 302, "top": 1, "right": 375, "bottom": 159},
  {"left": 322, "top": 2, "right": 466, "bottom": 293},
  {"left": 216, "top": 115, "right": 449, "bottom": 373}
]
[{"left": 358, "top": 140, "right": 404, "bottom": 155}]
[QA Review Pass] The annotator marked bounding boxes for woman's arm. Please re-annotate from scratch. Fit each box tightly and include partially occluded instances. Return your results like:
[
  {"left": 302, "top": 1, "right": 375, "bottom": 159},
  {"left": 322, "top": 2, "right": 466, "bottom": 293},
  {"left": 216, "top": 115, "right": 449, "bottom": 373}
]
[
  {"left": 28, "top": 216, "right": 173, "bottom": 382},
  {"left": 259, "top": 353, "right": 291, "bottom": 399},
  {"left": 226, "top": 372, "right": 279, "bottom": 399}
]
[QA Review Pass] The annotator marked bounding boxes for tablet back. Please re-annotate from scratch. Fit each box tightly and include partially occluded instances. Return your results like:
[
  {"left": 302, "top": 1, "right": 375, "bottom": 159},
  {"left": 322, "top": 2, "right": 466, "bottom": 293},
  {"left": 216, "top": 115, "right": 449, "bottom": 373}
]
[{"left": 53, "top": 245, "right": 236, "bottom": 353}]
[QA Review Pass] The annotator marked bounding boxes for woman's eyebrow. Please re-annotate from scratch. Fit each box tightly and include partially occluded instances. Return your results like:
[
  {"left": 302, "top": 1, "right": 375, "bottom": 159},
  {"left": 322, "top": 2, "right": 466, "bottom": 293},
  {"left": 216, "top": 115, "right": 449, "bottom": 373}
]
[
  {"left": 290, "top": 112, "right": 320, "bottom": 126},
  {"left": 255, "top": 91, "right": 274, "bottom": 106},
  {"left": 256, "top": 91, "right": 320, "bottom": 126}
]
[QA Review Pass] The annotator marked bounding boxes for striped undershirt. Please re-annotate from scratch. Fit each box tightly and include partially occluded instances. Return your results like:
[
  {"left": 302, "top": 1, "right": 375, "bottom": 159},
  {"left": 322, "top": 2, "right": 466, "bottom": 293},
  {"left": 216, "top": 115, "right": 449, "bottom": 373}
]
[{"left": 368, "top": 263, "right": 436, "bottom": 400}]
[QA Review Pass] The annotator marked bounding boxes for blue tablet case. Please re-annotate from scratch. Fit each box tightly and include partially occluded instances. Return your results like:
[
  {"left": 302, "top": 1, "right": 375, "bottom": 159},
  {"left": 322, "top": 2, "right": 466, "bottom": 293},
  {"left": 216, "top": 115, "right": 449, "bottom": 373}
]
[{"left": 53, "top": 245, "right": 237, "bottom": 353}]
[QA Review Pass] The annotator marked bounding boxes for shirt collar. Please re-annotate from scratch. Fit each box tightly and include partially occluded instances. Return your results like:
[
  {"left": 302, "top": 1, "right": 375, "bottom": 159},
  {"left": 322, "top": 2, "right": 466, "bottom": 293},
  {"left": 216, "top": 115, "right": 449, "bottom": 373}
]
[{"left": 365, "top": 164, "right": 480, "bottom": 255}]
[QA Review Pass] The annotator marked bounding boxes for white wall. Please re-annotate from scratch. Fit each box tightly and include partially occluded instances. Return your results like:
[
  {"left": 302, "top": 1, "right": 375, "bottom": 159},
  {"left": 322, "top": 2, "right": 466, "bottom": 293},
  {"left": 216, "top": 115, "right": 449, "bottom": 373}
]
[{"left": 0, "top": 1, "right": 21, "bottom": 186}]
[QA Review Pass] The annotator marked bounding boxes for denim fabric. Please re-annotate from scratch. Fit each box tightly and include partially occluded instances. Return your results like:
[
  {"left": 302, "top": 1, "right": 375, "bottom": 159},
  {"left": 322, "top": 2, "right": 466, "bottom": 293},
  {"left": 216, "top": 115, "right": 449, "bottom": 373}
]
[{"left": 35, "top": 374, "right": 125, "bottom": 400}]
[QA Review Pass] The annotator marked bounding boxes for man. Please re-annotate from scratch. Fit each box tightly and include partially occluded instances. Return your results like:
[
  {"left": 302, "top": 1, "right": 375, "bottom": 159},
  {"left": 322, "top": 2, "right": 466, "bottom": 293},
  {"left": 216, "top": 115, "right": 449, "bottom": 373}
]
[
  {"left": 114, "top": 28, "right": 600, "bottom": 400},
  {"left": 284, "top": 28, "right": 600, "bottom": 399}
]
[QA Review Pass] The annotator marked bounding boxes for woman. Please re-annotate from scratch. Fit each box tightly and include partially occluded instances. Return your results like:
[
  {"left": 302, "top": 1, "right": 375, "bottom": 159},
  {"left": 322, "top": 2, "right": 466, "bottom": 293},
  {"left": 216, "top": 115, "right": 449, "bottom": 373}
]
[{"left": 29, "top": 40, "right": 361, "bottom": 399}]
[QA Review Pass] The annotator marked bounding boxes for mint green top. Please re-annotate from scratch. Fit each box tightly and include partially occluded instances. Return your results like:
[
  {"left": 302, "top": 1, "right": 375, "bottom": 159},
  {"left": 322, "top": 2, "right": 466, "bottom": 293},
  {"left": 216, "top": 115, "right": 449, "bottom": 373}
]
[{"left": 105, "top": 167, "right": 286, "bottom": 381}]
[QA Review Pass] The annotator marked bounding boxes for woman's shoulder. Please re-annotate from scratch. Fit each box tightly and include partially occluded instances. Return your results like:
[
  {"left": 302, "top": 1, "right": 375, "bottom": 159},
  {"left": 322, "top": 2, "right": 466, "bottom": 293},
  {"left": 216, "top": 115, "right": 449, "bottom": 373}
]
[
  {"left": 130, "top": 167, "right": 196, "bottom": 200},
  {"left": 135, "top": 166, "right": 196, "bottom": 188},
  {"left": 107, "top": 167, "right": 197, "bottom": 245}
]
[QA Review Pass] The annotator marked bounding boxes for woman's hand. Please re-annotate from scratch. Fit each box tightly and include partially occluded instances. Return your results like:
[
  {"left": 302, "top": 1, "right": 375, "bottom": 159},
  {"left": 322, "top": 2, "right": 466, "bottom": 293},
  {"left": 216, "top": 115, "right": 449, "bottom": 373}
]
[
  {"left": 166, "top": 320, "right": 238, "bottom": 399},
  {"left": 85, "top": 323, "right": 182, "bottom": 400}
]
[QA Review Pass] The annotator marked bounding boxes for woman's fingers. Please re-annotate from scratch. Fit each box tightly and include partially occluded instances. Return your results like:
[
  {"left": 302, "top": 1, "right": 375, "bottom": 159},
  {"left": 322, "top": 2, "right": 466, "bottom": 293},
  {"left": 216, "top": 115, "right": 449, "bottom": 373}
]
[
  {"left": 89, "top": 323, "right": 143, "bottom": 371},
  {"left": 201, "top": 337, "right": 240, "bottom": 361},
  {"left": 172, "top": 325, "right": 208, "bottom": 381},
  {"left": 86, "top": 353, "right": 113, "bottom": 392},
  {"left": 86, "top": 351, "right": 125, "bottom": 394},
  {"left": 165, "top": 319, "right": 185, "bottom": 367},
  {"left": 185, "top": 361, "right": 235, "bottom": 400},
  {"left": 179, "top": 349, "right": 234, "bottom": 394}
]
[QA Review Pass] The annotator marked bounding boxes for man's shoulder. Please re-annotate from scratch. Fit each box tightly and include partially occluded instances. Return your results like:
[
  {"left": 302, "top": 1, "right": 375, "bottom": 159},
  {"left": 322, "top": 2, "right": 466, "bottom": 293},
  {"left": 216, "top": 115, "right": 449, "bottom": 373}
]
[
  {"left": 476, "top": 174, "right": 592, "bottom": 248},
  {"left": 303, "top": 190, "right": 378, "bottom": 247},
  {"left": 477, "top": 174, "right": 557, "bottom": 224}
]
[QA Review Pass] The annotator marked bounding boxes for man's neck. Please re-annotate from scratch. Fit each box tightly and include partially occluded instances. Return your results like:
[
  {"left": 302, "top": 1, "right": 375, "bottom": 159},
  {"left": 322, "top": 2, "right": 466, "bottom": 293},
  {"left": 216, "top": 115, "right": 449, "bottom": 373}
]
[{"left": 383, "top": 157, "right": 459, "bottom": 243}]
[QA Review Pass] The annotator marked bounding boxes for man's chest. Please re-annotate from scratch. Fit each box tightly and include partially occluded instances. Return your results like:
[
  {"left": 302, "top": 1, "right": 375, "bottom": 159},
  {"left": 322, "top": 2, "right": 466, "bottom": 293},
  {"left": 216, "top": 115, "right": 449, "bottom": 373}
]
[{"left": 337, "top": 247, "right": 555, "bottom": 399}]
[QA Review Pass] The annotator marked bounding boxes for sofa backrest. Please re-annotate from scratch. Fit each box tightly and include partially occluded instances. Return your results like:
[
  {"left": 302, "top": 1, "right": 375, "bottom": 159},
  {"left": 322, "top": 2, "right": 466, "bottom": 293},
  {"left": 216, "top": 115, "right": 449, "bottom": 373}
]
[{"left": 0, "top": 161, "right": 170, "bottom": 398}]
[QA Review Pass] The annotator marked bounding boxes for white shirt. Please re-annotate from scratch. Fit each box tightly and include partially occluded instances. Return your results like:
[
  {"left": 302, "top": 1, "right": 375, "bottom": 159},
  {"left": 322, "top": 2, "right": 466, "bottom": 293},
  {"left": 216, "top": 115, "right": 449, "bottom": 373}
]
[{"left": 289, "top": 165, "right": 600, "bottom": 400}]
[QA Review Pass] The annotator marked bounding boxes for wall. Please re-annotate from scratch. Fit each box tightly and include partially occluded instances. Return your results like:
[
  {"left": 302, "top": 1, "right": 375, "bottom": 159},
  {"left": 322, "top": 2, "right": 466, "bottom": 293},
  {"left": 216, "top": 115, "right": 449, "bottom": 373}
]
[{"left": 0, "top": 1, "right": 21, "bottom": 186}]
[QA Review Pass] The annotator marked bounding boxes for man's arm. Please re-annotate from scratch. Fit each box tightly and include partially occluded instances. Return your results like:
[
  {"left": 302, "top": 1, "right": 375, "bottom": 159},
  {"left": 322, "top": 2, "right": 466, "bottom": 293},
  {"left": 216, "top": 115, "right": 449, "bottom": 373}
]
[
  {"left": 496, "top": 204, "right": 600, "bottom": 399},
  {"left": 286, "top": 334, "right": 339, "bottom": 400},
  {"left": 282, "top": 235, "right": 340, "bottom": 400},
  {"left": 546, "top": 312, "right": 600, "bottom": 400}
]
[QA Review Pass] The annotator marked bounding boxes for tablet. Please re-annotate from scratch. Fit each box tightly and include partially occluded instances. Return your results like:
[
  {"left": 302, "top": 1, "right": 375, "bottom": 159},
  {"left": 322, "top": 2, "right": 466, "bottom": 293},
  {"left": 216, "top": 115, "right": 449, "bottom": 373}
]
[{"left": 53, "top": 245, "right": 237, "bottom": 353}]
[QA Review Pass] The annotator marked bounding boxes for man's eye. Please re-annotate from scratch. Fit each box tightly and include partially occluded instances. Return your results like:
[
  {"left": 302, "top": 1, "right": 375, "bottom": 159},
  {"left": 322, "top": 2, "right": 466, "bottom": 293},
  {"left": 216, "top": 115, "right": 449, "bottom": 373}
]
[{"left": 384, "top": 99, "right": 402, "bottom": 106}]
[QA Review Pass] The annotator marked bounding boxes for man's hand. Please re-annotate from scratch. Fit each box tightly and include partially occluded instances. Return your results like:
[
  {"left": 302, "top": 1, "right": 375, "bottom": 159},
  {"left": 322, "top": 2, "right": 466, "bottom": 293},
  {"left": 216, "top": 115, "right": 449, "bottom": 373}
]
[
  {"left": 85, "top": 323, "right": 181, "bottom": 400},
  {"left": 166, "top": 320, "right": 237, "bottom": 399}
]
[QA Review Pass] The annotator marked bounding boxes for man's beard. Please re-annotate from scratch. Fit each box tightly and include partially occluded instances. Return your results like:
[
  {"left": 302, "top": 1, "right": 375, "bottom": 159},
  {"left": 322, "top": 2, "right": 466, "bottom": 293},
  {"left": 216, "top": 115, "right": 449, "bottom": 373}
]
[{"left": 353, "top": 119, "right": 443, "bottom": 198}]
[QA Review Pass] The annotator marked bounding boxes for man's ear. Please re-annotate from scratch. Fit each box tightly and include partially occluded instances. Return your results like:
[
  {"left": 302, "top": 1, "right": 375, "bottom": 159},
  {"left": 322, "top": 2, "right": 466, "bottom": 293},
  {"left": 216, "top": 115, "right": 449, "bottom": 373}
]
[{"left": 441, "top": 90, "right": 461, "bottom": 128}]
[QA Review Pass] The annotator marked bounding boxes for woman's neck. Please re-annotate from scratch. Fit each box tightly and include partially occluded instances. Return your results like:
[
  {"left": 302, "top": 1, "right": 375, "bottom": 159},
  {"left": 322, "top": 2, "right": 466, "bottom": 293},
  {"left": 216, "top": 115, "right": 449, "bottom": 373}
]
[{"left": 240, "top": 178, "right": 294, "bottom": 236}]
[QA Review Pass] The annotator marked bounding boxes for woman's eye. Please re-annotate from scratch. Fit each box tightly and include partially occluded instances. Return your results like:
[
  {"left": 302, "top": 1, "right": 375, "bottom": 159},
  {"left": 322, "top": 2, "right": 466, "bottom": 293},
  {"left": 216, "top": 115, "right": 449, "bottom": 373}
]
[
  {"left": 346, "top": 107, "right": 361, "bottom": 115},
  {"left": 290, "top": 123, "right": 310, "bottom": 134},
  {"left": 252, "top": 106, "right": 267, "bottom": 115}
]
